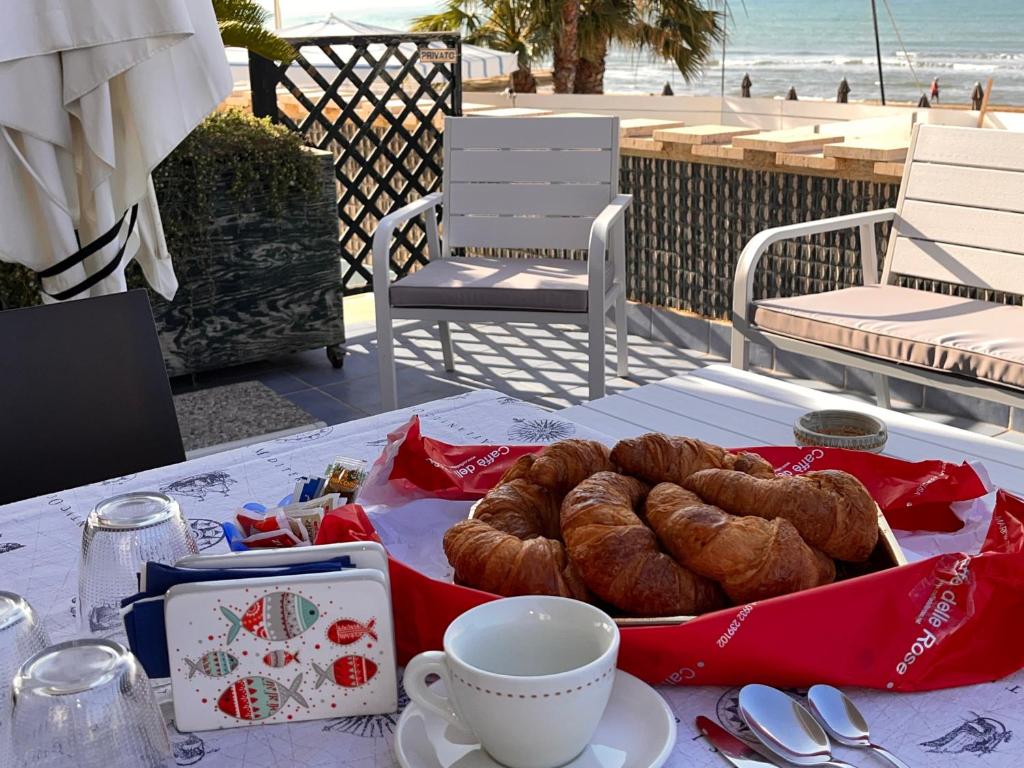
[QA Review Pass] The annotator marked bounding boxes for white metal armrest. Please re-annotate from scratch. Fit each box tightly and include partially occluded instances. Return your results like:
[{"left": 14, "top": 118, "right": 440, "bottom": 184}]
[
  {"left": 732, "top": 208, "right": 897, "bottom": 323},
  {"left": 371, "top": 192, "right": 443, "bottom": 286},
  {"left": 586, "top": 194, "right": 633, "bottom": 286}
]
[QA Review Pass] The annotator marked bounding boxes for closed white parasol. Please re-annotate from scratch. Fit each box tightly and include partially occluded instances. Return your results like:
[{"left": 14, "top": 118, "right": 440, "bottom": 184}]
[{"left": 0, "top": 0, "right": 232, "bottom": 302}]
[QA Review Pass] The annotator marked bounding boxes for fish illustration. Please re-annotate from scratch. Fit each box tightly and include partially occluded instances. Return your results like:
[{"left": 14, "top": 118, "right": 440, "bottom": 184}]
[
  {"left": 327, "top": 618, "right": 378, "bottom": 645},
  {"left": 262, "top": 650, "right": 300, "bottom": 668},
  {"left": 220, "top": 592, "right": 320, "bottom": 644},
  {"left": 217, "top": 674, "right": 307, "bottom": 721},
  {"left": 313, "top": 656, "right": 378, "bottom": 689},
  {"left": 186, "top": 650, "right": 239, "bottom": 679}
]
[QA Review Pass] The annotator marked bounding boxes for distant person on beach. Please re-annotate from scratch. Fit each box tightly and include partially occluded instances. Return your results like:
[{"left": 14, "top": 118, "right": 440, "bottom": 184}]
[{"left": 930, "top": 78, "right": 940, "bottom": 103}]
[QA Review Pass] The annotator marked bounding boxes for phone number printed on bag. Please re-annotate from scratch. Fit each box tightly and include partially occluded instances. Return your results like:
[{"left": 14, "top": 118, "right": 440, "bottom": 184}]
[{"left": 716, "top": 604, "right": 755, "bottom": 650}]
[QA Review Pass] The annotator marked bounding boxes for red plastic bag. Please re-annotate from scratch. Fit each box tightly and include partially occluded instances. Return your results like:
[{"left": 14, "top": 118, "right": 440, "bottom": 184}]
[
  {"left": 361, "top": 416, "right": 542, "bottom": 504},
  {"left": 331, "top": 425, "right": 1024, "bottom": 691}
]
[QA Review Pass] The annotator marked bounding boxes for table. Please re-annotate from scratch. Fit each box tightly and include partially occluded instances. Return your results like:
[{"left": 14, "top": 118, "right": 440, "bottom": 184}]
[
  {"left": 2, "top": 380, "right": 1022, "bottom": 768},
  {"left": 562, "top": 364, "right": 1024, "bottom": 494}
]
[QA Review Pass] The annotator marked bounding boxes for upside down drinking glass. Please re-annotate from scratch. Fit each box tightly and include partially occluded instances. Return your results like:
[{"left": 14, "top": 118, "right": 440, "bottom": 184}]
[
  {"left": 78, "top": 492, "right": 197, "bottom": 640},
  {"left": 0, "top": 592, "right": 51, "bottom": 768},
  {"left": 10, "top": 638, "right": 172, "bottom": 768}
]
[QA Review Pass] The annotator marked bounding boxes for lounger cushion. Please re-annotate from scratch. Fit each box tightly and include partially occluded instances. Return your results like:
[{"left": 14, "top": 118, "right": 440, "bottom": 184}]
[
  {"left": 390, "top": 257, "right": 594, "bottom": 312},
  {"left": 753, "top": 285, "right": 1024, "bottom": 390}
]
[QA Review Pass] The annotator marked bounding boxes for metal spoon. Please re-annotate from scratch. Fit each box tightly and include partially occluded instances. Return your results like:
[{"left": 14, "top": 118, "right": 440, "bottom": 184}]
[
  {"left": 738, "top": 684, "right": 857, "bottom": 768},
  {"left": 808, "top": 685, "right": 910, "bottom": 768}
]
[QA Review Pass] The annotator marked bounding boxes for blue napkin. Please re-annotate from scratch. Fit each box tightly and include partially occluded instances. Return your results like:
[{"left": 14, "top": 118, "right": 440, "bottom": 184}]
[{"left": 122, "top": 556, "right": 353, "bottom": 678}]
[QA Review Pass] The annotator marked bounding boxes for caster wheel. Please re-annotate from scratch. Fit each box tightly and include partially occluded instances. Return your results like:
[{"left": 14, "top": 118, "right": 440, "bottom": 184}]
[{"left": 326, "top": 344, "right": 345, "bottom": 369}]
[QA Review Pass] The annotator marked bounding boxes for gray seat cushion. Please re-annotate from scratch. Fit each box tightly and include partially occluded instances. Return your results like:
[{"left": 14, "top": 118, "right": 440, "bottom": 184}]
[
  {"left": 753, "top": 284, "right": 1024, "bottom": 390},
  {"left": 390, "top": 257, "right": 593, "bottom": 312}
]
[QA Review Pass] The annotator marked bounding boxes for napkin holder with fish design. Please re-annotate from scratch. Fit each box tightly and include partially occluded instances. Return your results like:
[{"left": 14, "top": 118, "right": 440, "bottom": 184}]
[{"left": 165, "top": 568, "right": 396, "bottom": 731}]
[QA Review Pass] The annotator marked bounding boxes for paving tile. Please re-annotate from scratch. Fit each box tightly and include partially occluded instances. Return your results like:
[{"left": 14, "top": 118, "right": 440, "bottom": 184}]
[
  {"left": 284, "top": 389, "right": 368, "bottom": 425},
  {"left": 650, "top": 308, "right": 709, "bottom": 353},
  {"left": 844, "top": 367, "right": 925, "bottom": 408},
  {"left": 923, "top": 387, "right": 1011, "bottom": 430},
  {"left": 255, "top": 370, "right": 311, "bottom": 395},
  {"left": 772, "top": 349, "right": 845, "bottom": 388},
  {"left": 708, "top": 321, "right": 772, "bottom": 368}
]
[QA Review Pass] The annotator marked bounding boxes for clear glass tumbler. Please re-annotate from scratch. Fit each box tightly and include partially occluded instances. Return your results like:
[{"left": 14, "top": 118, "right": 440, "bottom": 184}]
[
  {"left": 78, "top": 492, "right": 197, "bottom": 639},
  {"left": 0, "top": 592, "right": 51, "bottom": 768},
  {"left": 10, "top": 638, "right": 172, "bottom": 768}
]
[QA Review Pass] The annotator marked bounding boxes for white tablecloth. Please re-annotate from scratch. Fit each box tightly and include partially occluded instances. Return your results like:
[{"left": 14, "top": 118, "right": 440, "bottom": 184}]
[{"left": 1, "top": 390, "right": 1020, "bottom": 767}]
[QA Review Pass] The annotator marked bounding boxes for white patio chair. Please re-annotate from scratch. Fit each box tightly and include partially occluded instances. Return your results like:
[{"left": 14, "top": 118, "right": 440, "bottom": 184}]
[
  {"left": 372, "top": 116, "right": 632, "bottom": 411},
  {"left": 731, "top": 124, "right": 1024, "bottom": 411}
]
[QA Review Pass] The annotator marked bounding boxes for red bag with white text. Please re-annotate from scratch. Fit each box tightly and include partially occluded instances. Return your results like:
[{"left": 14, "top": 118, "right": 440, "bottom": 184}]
[{"left": 334, "top": 417, "right": 1024, "bottom": 692}]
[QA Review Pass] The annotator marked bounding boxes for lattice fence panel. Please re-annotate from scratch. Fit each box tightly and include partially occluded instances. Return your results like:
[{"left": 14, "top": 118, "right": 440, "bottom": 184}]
[{"left": 249, "top": 34, "right": 461, "bottom": 295}]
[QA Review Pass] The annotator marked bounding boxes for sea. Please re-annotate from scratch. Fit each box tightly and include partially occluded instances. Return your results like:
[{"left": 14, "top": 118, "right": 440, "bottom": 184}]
[{"left": 280, "top": 0, "right": 1024, "bottom": 104}]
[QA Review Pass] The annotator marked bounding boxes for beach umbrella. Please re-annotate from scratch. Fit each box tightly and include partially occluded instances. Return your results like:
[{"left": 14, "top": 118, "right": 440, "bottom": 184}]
[
  {"left": 0, "top": 0, "right": 232, "bottom": 302},
  {"left": 226, "top": 15, "right": 517, "bottom": 90},
  {"left": 741, "top": 74, "right": 752, "bottom": 98},
  {"left": 661, "top": 82, "right": 674, "bottom": 96},
  {"left": 917, "top": 95, "right": 931, "bottom": 108},
  {"left": 786, "top": 86, "right": 798, "bottom": 101}
]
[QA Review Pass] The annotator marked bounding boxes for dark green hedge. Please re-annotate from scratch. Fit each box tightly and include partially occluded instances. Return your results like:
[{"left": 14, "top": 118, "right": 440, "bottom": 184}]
[{"left": 0, "top": 109, "right": 319, "bottom": 311}]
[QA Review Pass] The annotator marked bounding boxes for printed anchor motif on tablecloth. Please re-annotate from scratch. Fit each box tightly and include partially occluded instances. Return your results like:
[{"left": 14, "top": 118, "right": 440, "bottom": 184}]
[
  {"left": 507, "top": 418, "right": 576, "bottom": 443},
  {"left": 217, "top": 674, "right": 307, "bottom": 721},
  {"left": 220, "top": 592, "right": 320, "bottom": 644},
  {"left": 323, "top": 681, "right": 409, "bottom": 737},
  {"left": 921, "top": 714, "right": 1013, "bottom": 755},
  {"left": 189, "top": 518, "right": 226, "bottom": 550},
  {"left": 161, "top": 471, "right": 235, "bottom": 502}
]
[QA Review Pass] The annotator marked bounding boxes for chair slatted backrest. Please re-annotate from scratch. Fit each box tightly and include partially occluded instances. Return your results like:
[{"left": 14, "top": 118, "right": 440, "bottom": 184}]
[
  {"left": 441, "top": 116, "right": 619, "bottom": 254},
  {"left": 883, "top": 124, "right": 1024, "bottom": 293}
]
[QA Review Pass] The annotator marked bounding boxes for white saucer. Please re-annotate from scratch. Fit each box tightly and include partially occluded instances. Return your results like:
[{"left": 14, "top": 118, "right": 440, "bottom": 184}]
[{"left": 395, "top": 670, "right": 677, "bottom": 768}]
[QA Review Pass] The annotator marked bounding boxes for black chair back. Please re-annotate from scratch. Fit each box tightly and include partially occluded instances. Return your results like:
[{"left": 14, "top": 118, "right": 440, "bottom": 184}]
[{"left": 0, "top": 290, "right": 184, "bottom": 504}]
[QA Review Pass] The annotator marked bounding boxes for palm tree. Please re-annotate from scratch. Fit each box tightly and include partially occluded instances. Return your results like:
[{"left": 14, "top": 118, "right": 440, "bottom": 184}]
[
  {"left": 575, "top": 0, "right": 722, "bottom": 93},
  {"left": 413, "top": 0, "right": 720, "bottom": 95},
  {"left": 213, "top": 0, "right": 296, "bottom": 62},
  {"left": 551, "top": 0, "right": 580, "bottom": 93},
  {"left": 411, "top": 0, "right": 551, "bottom": 93}
]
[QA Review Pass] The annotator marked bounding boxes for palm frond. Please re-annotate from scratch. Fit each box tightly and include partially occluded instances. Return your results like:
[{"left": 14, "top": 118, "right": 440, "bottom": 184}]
[{"left": 212, "top": 0, "right": 296, "bottom": 63}]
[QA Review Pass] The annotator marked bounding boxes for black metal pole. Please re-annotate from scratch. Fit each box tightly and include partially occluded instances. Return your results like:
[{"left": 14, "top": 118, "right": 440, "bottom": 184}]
[{"left": 870, "top": 0, "right": 886, "bottom": 105}]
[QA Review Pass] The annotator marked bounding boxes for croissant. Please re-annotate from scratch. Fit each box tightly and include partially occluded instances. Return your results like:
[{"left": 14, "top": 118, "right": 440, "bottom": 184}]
[
  {"left": 685, "top": 469, "right": 879, "bottom": 562},
  {"left": 497, "top": 454, "right": 536, "bottom": 486},
  {"left": 443, "top": 519, "right": 589, "bottom": 600},
  {"left": 610, "top": 433, "right": 775, "bottom": 485},
  {"left": 529, "top": 439, "right": 615, "bottom": 495},
  {"left": 645, "top": 483, "right": 836, "bottom": 603},
  {"left": 560, "top": 472, "right": 724, "bottom": 616},
  {"left": 473, "top": 479, "right": 561, "bottom": 540}
]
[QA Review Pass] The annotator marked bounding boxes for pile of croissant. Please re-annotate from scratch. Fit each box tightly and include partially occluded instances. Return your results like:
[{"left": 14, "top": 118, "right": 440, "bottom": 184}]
[{"left": 443, "top": 434, "right": 880, "bottom": 617}]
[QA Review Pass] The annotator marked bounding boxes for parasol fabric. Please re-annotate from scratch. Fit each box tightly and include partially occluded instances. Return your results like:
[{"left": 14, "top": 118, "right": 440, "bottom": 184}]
[{"left": 0, "top": 0, "right": 232, "bottom": 302}]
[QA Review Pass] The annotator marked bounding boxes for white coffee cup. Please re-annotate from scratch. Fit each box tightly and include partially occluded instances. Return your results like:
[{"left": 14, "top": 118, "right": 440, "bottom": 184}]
[{"left": 403, "top": 596, "right": 619, "bottom": 768}]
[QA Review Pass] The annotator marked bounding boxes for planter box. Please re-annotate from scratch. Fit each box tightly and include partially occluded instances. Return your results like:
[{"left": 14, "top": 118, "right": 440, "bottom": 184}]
[{"left": 152, "top": 147, "right": 344, "bottom": 376}]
